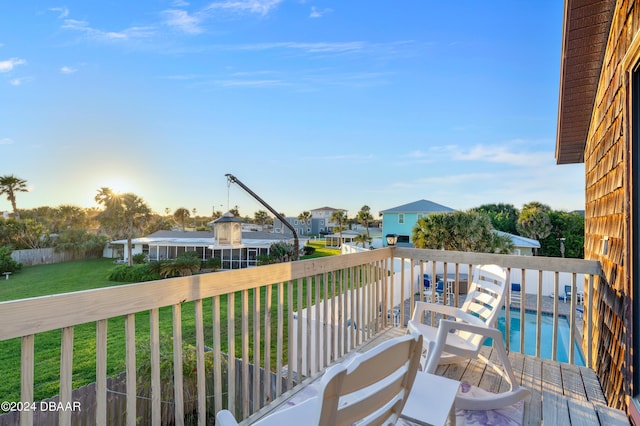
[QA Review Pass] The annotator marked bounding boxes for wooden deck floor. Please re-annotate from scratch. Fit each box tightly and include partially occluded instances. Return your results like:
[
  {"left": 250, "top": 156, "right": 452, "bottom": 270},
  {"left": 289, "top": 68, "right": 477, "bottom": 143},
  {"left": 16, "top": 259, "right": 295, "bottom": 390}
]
[{"left": 360, "top": 327, "right": 630, "bottom": 425}]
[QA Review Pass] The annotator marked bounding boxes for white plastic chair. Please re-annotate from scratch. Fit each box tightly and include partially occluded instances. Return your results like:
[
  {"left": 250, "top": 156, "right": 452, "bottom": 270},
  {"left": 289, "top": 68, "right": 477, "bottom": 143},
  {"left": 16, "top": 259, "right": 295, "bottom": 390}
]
[
  {"left": 408, "top": 264, "right": 530, "bottom": 410},
  {"left": 216, "top": 332, "right": 423, "bottom": 426},
  {"left": 215, "top": 362, "right": 347, "bottom": 426},
  {"left": 408, "top": 264, "right": 508, "bottom": 367}
]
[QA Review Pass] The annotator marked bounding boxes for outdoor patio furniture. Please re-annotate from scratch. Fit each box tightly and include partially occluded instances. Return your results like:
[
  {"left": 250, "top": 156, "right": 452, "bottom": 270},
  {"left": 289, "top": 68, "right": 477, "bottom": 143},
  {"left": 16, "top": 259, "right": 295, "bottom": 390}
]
[
  {"left": 562, "top": 284, "right": 572, "bottom": 303},
  {"left": 217, "top": 332, "right": 424, "bottom": 426},
  {"left": 408, "top": 264, "right": 529, "bottom": 410},
  {"left": 408, "top": 264, "right": 507, "bottom": 368},
  {"left": 215, "top": 361, "right": 347, "bottom": 426},
  {"left": 511, "top": 282, "right": 521, "bottom": 307},
  {"left": 433, "top": 279, "right": 449, "bottom": 304}
]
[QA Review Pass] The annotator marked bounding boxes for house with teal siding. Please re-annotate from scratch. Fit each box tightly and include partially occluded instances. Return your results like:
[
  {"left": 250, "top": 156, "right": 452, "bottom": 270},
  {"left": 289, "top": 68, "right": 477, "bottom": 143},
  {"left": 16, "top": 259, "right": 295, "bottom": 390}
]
[{"left": 380, "top": 199, "right": 455, "bottom": 246}]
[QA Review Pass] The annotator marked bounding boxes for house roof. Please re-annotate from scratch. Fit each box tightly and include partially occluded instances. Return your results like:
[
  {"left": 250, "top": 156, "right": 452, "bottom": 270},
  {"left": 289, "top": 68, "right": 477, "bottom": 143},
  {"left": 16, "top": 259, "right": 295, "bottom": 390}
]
[
  {"left": 494, "top": 230, "right": 541, "bottom": 249},
  {"left": 380, "top": 199, "right": 456, "bottom": 214},
  {"left": 310, "top": 207, "right": 340, "bottom": 212},
  {"left": 112, "top": 230, "right": 291, "bottom": 246},
  {"left": 555, "top": 0, "right": 615, "bottom": 164}
]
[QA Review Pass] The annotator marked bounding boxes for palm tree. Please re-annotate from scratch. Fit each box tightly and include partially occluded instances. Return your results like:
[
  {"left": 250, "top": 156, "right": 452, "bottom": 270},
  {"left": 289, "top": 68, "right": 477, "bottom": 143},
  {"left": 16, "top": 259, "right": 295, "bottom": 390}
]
[
  {"left": 331, "top": 209, "right": 348, "bottom": 247},
  {"left": 95, "top": 188, "right": 151, "bottom": 266},
  {"left": 173, "top": 207, "right": 191, "bottom": 231},
  {"left": 56, "top": 205, "right": 86, "bottom": 231},
  {"left": 297, "top": 211, "right": 312, "bottom": 235},
  {"left": 517, "top": 201, "right": 553, "bottom": 255},
  {"left": 0, "top": 175, "right": 28, "bottom": 220},
  {"left": 356, "top": 205, "right": 373, "bottom": 238},
  {"left": 254, "top": 210, "right": 270, "bottom": 228},
  {"left": 354, "top": 232, "right": 372, "bottom": 248}
]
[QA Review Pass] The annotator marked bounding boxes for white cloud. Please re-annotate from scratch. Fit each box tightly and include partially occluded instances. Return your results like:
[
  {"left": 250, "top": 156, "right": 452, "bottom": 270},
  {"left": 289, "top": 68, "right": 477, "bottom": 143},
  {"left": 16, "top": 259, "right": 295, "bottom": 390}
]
[
  {"left": 310, "top": 6, "right": 332, "bottom": 18},
  {"left": 162, "top": 9, "right": 204, "bottom": 34},
  {"left": 61, "top": 19, "right": 155, "bottom": 42},
  {"left": 0, "top": 58, "right": 27, "bottom": 73},
  {"left": 0, "top": 138, "right": 14, "bottom": 145},
  {"left": 237, "top": 41, "right": 365, "bottom": 53},
  {"left": 214, "top": 78, "right": 285, "bottom": 87},
  {"left": 60, "top": 66, "right": 77, "bottom": 74},
  {"left": 454, "top": 144, "right": 548, "bottom": 166},
  {"left": 49, "top": 7, "right": 69, "bottom": 18},
  {"left": 205, "top": 0, "right": 283, "bottom": 16},
  {"left": 9, "top": 77, "right": 30, "bottom": 86}
]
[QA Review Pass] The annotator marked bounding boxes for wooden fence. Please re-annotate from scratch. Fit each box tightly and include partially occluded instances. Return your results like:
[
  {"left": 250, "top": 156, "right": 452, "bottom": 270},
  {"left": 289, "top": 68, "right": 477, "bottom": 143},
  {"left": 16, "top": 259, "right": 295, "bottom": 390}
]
[{"left": 10, "top": 248, "right": 102, "bottom": 266}]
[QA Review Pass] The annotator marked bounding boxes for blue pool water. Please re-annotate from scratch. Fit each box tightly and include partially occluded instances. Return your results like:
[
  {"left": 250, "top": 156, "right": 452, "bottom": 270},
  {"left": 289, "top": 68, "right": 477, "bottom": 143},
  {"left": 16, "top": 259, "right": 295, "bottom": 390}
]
[{"left": 496, "top": 309, "right": 585, "bottom": 366}]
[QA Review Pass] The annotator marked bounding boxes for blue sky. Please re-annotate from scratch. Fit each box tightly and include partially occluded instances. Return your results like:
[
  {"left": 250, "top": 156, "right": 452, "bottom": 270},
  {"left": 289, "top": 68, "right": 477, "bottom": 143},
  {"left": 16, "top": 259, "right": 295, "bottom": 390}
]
[{"left": 0, "top": 1, "right": 582, "bottom": 219}]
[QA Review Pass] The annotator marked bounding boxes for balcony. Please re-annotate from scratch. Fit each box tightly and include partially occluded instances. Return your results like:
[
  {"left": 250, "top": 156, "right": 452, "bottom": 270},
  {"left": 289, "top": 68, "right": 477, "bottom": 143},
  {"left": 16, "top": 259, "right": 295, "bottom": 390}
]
[{"left": 0, "top": 248, "right": 630, "bottom": 425}]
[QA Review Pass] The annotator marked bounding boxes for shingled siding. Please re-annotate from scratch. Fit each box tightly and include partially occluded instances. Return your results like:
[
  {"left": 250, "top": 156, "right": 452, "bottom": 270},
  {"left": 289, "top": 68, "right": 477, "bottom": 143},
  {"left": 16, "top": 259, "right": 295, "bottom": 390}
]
[{"left": 583, "top": 0, "right": 637, "bottom": 411}]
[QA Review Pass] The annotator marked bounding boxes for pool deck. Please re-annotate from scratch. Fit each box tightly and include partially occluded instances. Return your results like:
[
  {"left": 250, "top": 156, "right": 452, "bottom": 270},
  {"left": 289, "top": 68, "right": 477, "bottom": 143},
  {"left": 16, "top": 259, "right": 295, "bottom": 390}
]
[{"left": 360, "top": 327, "right": 629, "bottom": 425}]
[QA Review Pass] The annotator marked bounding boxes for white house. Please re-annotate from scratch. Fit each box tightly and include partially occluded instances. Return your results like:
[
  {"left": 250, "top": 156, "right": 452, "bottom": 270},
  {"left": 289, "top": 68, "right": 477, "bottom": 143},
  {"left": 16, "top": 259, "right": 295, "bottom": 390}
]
[{"left": 109, "top": 212, "right": 298, "bottom": 269}]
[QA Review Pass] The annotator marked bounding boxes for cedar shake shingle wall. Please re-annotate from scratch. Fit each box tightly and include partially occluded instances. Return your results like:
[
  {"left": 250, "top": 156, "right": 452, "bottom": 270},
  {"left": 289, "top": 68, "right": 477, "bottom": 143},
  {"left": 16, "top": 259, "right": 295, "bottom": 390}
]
[{"left": 583, "top": 0, "right": 637, "bottom": 410}]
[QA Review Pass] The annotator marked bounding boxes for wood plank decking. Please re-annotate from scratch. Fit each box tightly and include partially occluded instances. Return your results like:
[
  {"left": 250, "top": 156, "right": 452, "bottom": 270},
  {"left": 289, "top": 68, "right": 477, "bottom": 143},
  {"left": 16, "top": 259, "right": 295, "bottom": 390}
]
[{"left": 360, "top": 327, "right": 629, "bottom": 425}]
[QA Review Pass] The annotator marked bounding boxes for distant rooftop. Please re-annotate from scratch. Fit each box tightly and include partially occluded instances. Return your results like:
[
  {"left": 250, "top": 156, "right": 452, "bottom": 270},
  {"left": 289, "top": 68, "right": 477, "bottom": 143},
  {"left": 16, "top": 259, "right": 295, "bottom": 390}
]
[
  {"left": 494, "top": 230, "right": 541, "bottom": 249},
  {"left": 310, "top": 206, "right": 341, "bottom": 212},
  {"left": 381, "top": 199, "right": 456, "bottom": 214}
]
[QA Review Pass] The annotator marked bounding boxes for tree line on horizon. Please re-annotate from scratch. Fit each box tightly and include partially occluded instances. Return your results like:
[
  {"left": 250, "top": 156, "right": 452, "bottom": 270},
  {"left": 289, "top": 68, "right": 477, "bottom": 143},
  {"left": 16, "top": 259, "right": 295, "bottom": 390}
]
[{"left": 0, "top": 175, "right": 583, "bottom": 260}]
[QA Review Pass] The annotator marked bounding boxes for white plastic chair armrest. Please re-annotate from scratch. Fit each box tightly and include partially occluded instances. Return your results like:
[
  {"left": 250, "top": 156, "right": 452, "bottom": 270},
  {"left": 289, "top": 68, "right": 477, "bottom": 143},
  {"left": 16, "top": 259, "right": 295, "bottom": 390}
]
[
  {"left": 411, "top": 301, "right": 464, "bottom": 321},
  {"left": 216, "top": 410, "right": 240, "bottom": 426},
  {"left": 411, "top": 301, "right": 485, "bottom": 326}
]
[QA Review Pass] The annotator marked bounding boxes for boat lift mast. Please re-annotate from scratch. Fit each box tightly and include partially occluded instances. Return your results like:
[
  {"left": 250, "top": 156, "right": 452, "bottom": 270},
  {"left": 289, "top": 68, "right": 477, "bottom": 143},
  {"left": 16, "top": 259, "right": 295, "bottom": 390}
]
[{"left": 225, "top": 173, "right": 299, "bottom": 261}]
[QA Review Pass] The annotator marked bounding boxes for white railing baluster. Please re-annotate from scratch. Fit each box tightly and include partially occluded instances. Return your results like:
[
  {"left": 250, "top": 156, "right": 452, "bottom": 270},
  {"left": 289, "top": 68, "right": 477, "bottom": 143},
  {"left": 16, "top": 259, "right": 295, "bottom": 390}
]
[
  {"left": 59, "top": 326, "right": 74, "bottom": 426},
  {"left": 96, "top": 320, "right": 107, "bottom": 426},
  {"left": 264, "top": 284, "right": 272, "bottom": 404},
  {"left": 126, "top": 314, "right": 137, "bottom": 426},
  {"left": 306, "top": 277, "right": 312, "bottom": 376},
  {"left": 241, "top": 290, "right": 249, "bottom": 418},
  {"left": 227, "top": 292, "right": 236, "bottom": 416},
  {"left": 253, "top": 287, "right": 260, "bottom": 411},
  {"left": 587, "top": 274, "right": 595, "bottom": 368},
  {"left": 287, "top": 281, "right": 293, "bottom": 391},
  {"left": 552, "top": 271, "right": 559, "bottom": 361},
  {"left": 315, "top": 274, "right": 321, "bottom": 373},
  {"left": 569, "top": 273, "right": 577, "bottom": 365},
  {"left": 150, "top": 308, "right": 161, "bottom": 424},
  {"left": 194, "top": 299, "right": 206, "bottom": 425},
  {"left": 520, "top": 269, "right": 526, "bottom": 355},
  {"left": 20, "top": 334, "right": 34, "bottom": 426},
  {"left": 276, "top": 282, "right": 284, "bottom": 397},
  {"left": 213, "top": 295, "right": 223, "bottom": 415},
  {"left": 172, "top": 306, "right": 184, "bottom": 426},
  {"left": 536, "top": 270, "right": 543, "bottom": 359}
]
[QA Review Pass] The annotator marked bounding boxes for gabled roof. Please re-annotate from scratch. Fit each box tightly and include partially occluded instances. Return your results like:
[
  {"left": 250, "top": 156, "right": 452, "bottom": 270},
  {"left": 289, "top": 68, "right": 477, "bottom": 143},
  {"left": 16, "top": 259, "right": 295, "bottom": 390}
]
[
  {"left": 555, "top": 0, "right": 615, "bottom": 164},
  {"left": 310, "top": 206, "right": 340, "bottom": 212},
  {"left": 147, "top": 230, "right": 213, "bottom": 239},
  {"left": 494, "top": 230, "right": 541, "bottom": 249},
  {"left": 380, "top": 199, "right": 456, "bottom": 214},
  {"left": 112, "top": 230, "right": 291, "bottom": 246}
]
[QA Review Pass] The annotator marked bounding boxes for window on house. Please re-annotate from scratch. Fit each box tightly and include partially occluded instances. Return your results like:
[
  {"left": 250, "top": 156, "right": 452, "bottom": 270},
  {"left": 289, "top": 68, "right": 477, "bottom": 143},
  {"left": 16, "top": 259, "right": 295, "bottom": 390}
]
[{"left": 398, "top": 214, "right": 405, "bottom": 224}]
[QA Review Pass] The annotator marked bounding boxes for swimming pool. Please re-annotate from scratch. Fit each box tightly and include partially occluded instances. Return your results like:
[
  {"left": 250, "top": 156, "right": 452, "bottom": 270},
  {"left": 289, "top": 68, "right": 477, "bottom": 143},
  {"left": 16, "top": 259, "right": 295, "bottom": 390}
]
[{"left": 496, "top": 308, "right": 585, "bottom": 366}]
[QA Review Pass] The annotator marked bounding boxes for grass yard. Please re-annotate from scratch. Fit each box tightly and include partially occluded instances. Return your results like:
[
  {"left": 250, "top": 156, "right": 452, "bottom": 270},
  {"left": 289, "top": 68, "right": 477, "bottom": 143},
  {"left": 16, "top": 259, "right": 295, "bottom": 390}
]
[
  {"left": 0, "top": 258, "right": 125, "bottom": 302},
  {"left": 1, "top": 246, "right": 345, "bottom": 403},
  {"left": 304, "top": 240, "right": 341, "bottom": 258}
]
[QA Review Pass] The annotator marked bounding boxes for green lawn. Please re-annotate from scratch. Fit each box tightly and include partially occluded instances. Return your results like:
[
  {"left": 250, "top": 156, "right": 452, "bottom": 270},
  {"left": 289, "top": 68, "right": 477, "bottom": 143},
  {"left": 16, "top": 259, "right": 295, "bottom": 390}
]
[
  {"left": 304, "top": 240, "right": 340, "bottom": 258},
  {"left": 0, "top": 249, "right": 342, "bottom": 403},
  {"left": 0, "top": 258, "right": 126, "bottom": 302}
]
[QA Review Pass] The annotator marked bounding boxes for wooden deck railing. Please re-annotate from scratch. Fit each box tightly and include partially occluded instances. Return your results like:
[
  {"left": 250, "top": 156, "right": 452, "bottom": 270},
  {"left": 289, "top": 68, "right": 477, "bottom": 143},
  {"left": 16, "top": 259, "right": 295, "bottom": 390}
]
[{"left": 0, "top": 247, "right": 602, "bottom": 425}]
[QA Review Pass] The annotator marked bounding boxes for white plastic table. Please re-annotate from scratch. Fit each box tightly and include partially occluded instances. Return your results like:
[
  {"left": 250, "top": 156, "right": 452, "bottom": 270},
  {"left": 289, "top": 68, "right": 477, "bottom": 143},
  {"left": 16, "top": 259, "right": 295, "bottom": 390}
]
[{"left": 401, "top": 372, "right": 460, "bottom": 426}]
